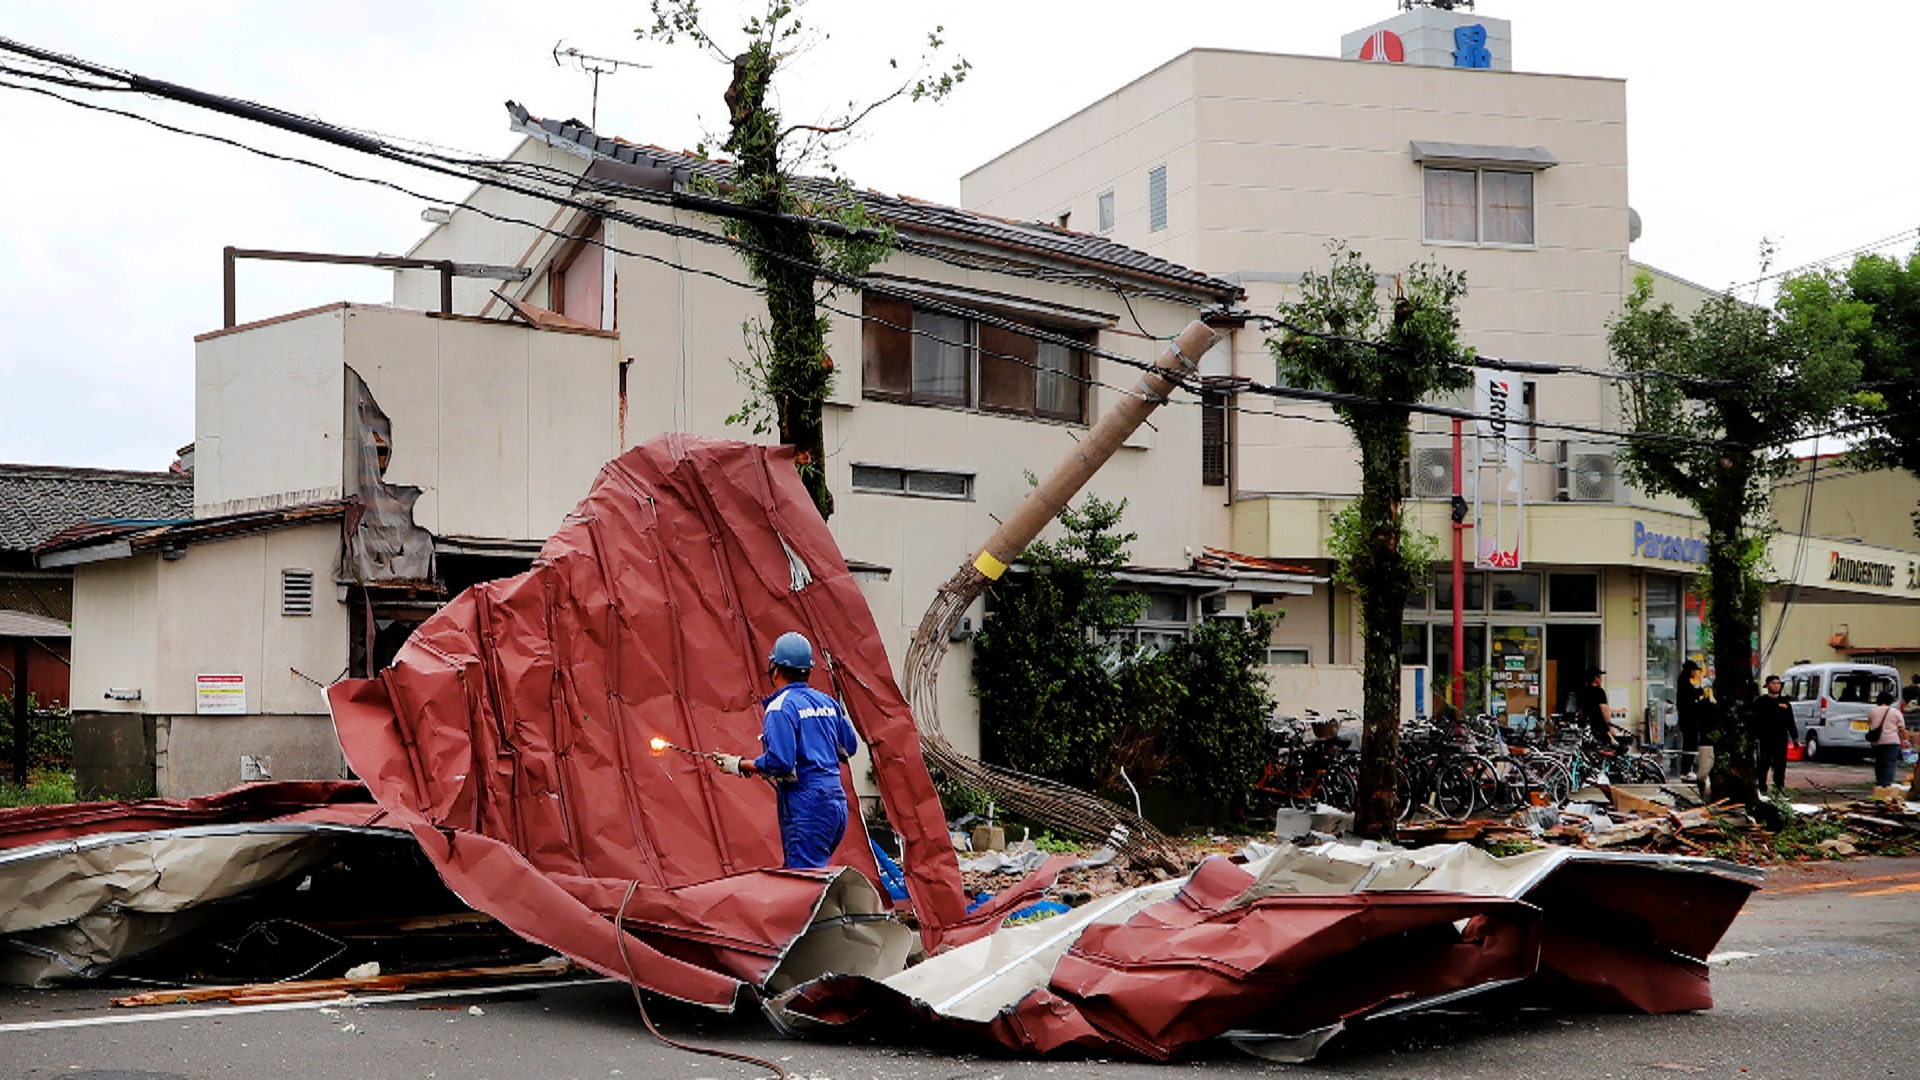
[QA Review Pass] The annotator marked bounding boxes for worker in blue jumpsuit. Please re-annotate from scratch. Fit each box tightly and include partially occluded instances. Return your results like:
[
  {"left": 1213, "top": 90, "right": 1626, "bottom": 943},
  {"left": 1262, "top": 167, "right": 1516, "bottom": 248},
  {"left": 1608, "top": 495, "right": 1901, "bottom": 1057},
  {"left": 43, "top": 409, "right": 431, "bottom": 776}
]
[{"left": 712, "top": 631, "right": 859, "bottom": 869}]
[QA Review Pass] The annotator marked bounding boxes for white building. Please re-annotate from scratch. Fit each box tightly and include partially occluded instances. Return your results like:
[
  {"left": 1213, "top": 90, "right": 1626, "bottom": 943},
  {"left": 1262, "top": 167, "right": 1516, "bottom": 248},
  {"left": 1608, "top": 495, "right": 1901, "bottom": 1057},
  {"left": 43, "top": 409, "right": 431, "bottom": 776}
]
[{"left": 959, "top": 5, "right": 1920, "bottom": 729}]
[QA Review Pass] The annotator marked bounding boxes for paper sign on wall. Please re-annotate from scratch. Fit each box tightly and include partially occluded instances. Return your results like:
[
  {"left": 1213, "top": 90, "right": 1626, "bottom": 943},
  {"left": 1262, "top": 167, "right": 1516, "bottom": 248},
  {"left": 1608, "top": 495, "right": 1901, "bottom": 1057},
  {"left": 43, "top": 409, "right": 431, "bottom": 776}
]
[{"left": 195, "top": 673, "right": 246, "bottom": 715}]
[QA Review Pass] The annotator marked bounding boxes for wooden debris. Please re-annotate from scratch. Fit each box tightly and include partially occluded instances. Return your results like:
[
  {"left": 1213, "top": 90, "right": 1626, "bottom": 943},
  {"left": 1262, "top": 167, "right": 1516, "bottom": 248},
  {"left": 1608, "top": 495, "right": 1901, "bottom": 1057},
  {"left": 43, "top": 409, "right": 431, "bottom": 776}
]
[{"left": 110, "top": 958, "right": 577, "bottom": 1008}]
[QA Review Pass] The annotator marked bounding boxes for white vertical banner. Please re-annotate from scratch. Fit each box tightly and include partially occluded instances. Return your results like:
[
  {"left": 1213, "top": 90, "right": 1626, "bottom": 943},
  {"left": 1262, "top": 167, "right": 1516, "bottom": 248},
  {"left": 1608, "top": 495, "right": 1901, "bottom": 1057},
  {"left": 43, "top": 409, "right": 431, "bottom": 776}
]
[{"left": 1473, "top": 369, "right": 1524, "bottom": 570}]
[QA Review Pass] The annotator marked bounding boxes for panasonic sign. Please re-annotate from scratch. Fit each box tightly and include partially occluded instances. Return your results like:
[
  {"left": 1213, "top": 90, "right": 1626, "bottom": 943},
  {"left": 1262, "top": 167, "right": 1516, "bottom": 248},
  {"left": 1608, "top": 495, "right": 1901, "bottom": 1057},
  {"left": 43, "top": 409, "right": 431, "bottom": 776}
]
[{"left": 1633, "top": 522, "right": 1706, "bottom": 565}]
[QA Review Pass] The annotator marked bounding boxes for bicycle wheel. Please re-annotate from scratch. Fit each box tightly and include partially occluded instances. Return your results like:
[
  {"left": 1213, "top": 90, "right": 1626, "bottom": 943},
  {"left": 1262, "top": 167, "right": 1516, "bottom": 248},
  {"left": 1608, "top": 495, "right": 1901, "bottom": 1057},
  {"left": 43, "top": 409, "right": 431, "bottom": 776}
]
[
  {"left": 1523, "top": 755, "right": 1571, "bottom": 806},
  {"left": 1484, "top": 756, "right": 1528, "bottom": 815},
  {"left": 1626, "top": 754, "right": 1667, "bottom": 784},
  {"left": 1274, "top": 752, "right": 1314, "bottom": 810},
  {"left": 1434, "top": 756, "right": 1492, "bottom": 820},
  {"left": 1320, "top": 762, "right": 1358, "bottom": 812}
]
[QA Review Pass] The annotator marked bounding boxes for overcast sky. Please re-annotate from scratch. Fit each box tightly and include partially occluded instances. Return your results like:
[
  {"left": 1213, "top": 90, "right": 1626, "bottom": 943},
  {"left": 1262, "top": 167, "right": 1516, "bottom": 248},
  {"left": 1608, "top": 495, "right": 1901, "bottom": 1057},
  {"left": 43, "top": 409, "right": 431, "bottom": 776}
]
[{"left": 4, "top": 1, "right": 1917, "bottom": 470}]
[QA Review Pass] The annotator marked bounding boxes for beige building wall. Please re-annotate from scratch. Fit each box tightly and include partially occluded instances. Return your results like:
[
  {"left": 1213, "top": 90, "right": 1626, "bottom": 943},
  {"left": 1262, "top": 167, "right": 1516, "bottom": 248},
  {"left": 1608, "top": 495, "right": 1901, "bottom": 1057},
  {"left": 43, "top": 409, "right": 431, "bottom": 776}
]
[
  {"left": 194, "top": 307, "right": 348, "bottom": 517},
  {"left": 70, "top": 522, "right": 351, "bottom": 796},
  {"left": 1762, "top": 463, "right": 1920, "bottom": 682},
  {"left": 195, "top": 304, "right": 622, "bottom": 544},
  {"left": 961, "top": 47, "right": 1745, "bottom": 724}
]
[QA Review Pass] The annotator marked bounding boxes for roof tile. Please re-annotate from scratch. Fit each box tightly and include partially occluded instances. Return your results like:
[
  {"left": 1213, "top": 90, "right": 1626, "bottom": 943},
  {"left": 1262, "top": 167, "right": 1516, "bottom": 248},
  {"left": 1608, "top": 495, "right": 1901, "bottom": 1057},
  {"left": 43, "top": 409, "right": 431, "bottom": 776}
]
[{"left": 0, "top": 464, "right": 192, "bottom": 553}]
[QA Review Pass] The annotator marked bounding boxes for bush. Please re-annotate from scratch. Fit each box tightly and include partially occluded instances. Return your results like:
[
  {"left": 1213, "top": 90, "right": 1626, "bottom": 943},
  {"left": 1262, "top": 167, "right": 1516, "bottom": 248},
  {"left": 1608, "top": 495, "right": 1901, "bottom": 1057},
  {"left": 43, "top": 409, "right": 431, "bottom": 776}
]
[
  {"left": 1165, "top": 611, "right": 1276, "bottom": 815},
  {"left": 0, "top": 698, "right": 72, "bottom": 773}
]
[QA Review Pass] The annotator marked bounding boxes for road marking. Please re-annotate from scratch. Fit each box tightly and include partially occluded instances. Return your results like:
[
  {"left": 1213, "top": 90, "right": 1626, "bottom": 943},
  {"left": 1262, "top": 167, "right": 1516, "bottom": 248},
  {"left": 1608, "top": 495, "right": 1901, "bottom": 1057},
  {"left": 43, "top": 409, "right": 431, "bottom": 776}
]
[
  {"left": 1767, "top": 870, "right": 1920, "bottom": 894},
  {"left": 1855, "top": 882, "right": 1920, "bottom": 897},
  {"left": 1706, "top": 951, "right": 1757, "bottom": 965},
  {"left": 0, "top": 977, "right": 613, "bottom": 1034}
]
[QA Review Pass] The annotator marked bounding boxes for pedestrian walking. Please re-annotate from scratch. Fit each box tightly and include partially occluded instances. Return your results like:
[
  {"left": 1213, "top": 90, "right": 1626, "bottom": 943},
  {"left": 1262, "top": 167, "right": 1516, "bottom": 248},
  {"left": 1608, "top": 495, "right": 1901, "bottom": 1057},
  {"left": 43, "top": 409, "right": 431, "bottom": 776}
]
[
  {"left": 1750, "top": 674, "right": 1796, "bottom": 796},
  {"left": 1865, "top": 689, "right": 1908, "bottom": 791}
]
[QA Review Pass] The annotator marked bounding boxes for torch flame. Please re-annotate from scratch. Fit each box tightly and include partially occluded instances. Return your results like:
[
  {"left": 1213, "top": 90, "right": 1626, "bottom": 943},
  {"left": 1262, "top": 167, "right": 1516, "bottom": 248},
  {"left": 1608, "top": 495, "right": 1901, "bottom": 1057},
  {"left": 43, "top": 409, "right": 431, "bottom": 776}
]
[{"left": 649, "top": 737, "right": 667, "bottom": 756}]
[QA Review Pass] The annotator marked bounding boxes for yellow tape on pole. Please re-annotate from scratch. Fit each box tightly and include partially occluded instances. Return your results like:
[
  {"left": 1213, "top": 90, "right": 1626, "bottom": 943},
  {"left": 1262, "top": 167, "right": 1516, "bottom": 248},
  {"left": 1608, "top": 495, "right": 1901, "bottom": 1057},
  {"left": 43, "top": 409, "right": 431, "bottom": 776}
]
[{"left": 972, "top": 549, "right": 1008, "bottom": 580}]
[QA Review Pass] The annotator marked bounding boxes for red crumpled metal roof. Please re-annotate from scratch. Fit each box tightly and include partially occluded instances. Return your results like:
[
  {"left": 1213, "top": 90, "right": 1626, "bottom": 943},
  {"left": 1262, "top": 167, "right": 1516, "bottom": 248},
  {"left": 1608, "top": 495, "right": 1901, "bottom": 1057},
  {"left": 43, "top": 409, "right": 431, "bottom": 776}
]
[
  {"left": 325, "top": 436, "right": 976, "bottom": 1008},
  {"left": 0, "top": 780, "right": 387, "bottom": 850},
  {"left": 773, "top": 846, "right": 1760, "bottom": 1061}
]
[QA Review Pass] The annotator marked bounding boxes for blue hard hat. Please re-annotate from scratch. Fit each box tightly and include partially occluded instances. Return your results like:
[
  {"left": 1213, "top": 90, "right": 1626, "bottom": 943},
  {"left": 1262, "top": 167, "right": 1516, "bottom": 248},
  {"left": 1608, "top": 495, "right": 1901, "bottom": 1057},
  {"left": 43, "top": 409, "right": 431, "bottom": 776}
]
[{"left": 768, "top": 631, "right": 814, "bottom": 672}]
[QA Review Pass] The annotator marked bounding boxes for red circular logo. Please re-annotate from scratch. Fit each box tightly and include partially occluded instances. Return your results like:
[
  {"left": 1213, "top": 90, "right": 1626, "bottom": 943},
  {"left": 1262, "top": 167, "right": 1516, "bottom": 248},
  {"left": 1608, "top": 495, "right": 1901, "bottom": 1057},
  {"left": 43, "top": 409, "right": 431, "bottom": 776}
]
[{"left": 1359, "top": 30, "right": 1405, "bottom": 63}]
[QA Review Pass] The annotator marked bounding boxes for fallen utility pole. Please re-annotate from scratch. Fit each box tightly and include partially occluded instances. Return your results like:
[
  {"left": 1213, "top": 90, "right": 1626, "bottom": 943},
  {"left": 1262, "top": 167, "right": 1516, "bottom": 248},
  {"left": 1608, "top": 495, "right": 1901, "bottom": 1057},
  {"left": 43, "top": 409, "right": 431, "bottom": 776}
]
[{"left": 903, "top": 320, "right": 1220, "bottom": 867}]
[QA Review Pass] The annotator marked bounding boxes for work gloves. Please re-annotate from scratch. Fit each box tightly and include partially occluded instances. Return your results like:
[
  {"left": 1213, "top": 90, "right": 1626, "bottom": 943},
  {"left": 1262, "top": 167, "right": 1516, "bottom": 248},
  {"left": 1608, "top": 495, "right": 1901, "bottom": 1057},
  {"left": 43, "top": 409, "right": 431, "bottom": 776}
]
[{"left": 713, "top": 753, "right": 748, "bottom": 776}]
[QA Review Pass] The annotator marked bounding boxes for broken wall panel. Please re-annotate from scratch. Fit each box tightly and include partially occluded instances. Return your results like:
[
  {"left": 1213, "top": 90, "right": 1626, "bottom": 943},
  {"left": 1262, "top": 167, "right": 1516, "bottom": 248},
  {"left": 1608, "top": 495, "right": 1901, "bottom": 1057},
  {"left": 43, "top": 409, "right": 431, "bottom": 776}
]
[{"left": 325, "top": 437, "right": 970, "bottom": 1008}]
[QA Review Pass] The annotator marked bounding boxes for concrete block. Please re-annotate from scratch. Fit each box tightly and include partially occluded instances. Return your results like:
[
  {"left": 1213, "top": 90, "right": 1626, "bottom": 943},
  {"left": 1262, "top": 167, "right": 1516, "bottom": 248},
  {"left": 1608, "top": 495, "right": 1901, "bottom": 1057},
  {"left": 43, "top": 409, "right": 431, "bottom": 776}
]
[{"left": 71, "top": 711, "right": 156, "bottom": 799}]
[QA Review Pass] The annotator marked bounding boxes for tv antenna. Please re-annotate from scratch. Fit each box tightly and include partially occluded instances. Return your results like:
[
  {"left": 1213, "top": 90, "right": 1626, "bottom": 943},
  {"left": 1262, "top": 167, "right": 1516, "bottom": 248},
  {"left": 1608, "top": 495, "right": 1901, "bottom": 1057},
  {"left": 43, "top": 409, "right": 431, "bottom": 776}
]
[{"left": 552, "top": 41, "right": 650, "bottom": 130}]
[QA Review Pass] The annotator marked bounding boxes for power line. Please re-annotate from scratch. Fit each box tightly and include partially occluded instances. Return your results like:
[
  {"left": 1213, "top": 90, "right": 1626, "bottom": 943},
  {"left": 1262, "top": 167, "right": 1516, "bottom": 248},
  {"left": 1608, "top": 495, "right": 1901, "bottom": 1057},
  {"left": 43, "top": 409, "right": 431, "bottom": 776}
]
[
  {"left": 0, "top": 37, "right": 1829, "bottom": 458},
  {"left": 1730, "top": 225, "right": 1920, "bottom": 293}
]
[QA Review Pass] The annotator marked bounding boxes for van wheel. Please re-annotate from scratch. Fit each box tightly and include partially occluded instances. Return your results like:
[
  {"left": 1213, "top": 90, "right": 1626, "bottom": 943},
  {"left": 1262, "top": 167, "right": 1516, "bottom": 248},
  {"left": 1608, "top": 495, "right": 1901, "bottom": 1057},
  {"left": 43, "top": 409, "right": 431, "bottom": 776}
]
[{"left": 1803, "top": 732, "right": 1820, "bottom": 762}]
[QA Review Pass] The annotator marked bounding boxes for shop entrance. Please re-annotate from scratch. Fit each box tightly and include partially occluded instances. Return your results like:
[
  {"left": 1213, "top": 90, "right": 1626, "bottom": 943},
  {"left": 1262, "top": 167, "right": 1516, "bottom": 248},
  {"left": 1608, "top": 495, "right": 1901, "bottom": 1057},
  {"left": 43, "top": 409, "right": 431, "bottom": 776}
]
[{"left": 1545, "top": 623, "right": 1599, "bottom": 718}]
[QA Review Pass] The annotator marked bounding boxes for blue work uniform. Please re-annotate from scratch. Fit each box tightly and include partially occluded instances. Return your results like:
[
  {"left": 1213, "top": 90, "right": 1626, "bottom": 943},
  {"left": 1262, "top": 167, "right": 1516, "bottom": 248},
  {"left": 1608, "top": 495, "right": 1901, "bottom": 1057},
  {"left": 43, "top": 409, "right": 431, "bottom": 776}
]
[{"left": 753, "top": 681, "right": 859, "bottom": 869}]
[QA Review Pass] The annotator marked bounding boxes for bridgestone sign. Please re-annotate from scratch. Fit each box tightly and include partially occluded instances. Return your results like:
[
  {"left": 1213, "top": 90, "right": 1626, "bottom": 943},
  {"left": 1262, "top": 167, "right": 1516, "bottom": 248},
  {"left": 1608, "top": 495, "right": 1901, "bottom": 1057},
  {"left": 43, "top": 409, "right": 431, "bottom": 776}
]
[{"left": 1828, "top": 551, "right": 1895, "bottom": 588}]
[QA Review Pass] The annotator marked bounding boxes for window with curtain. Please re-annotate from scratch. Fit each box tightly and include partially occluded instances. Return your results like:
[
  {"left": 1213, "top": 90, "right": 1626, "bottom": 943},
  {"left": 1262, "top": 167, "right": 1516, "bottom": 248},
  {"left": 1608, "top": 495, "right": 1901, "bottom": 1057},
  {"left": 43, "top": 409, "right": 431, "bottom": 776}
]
[
  {"left": 1034, "top": 339, "right": 1079, "bottom": 420},
  {"left": 1481, "top": 170, "right": 1535, "bottom": 244},
  {"left": 862, "top": 292, "right": 1090, "bottom": 422},
  {"left": 1423, "top": 167, "right": 1536, "bottom": 246},
  {"left": 1423, "top": 168, "right": 1478, "bottom": 243},
  {"left": 912, "top": 310, "right": 970, "bottom": 404}
]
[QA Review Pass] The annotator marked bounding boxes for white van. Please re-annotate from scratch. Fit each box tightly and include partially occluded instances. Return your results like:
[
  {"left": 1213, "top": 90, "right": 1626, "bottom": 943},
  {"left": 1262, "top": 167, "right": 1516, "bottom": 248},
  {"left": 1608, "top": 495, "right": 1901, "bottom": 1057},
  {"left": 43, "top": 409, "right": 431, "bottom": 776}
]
[{"left": 1783, "top": 662, "right": 1902, "bottom": 760}]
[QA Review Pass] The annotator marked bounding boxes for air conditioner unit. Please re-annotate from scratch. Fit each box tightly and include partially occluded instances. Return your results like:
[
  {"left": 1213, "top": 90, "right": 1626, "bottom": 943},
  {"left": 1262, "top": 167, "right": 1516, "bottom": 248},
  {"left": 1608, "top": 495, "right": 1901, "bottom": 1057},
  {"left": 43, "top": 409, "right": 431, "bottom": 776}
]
[
  {"left": 1406, "top": 434, "right": 1467, "bottom": 499},
  {"left": 1557, "top": 441, "right": 1619, "bottom": 503}
]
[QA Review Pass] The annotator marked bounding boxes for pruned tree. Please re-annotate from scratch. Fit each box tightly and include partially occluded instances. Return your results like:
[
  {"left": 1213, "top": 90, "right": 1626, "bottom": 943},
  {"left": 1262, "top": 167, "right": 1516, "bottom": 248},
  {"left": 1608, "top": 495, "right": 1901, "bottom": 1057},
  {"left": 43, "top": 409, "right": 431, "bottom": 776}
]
[
  {"left": 1267, "top": 243, "right": 1473, "bottom": 838},
  {"left": 1607, "top": 271, "right": 1867, "bottom": 805},
  {"left": 1833, "top": 247, "right": 1920, "bottom": 537},
  {"left": 642, "top": 0, "right": 968, "bottom": 518}
]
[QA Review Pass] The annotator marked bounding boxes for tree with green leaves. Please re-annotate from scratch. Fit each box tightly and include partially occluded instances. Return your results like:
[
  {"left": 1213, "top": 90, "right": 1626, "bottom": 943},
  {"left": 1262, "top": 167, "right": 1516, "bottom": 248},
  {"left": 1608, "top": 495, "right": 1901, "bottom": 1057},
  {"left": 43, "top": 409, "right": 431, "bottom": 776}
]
[
  {"left": 971, "top": 493, "right": 1145, "bottom": 788},
  {"left": 642, "top": 1, "right": 967, "bottom": 518},
  {"left": 1267, "top": 243, "right": 1473, "bottom": 838},
  {"left": 1833, "top": 247, "right": 1920, "bottom": 537},
  {"left": 1607, "top": 272, "right": 1867, "bottom": 805},
  {"left": 971, "top": 494, "right": 1277, "bottom": 819}
]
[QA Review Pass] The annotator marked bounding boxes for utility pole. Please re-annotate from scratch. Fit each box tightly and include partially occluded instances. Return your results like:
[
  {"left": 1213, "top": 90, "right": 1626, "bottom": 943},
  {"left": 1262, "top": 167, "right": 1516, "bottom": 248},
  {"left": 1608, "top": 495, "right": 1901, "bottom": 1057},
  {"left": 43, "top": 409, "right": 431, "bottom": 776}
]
[
  {"left": 1450, "top": 418, "right": 1469, "bottom": 710},
  {"left": 552, "top": 42, "right": 650, "bottom": 131}
]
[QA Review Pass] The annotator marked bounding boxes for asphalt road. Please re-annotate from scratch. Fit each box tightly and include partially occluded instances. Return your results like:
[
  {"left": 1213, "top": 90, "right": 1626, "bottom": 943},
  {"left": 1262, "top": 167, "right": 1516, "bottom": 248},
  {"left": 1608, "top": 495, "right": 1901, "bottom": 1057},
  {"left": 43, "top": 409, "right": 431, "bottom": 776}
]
[{"left": 4, "top": 849, "right": 1917, "bottom": 1080}]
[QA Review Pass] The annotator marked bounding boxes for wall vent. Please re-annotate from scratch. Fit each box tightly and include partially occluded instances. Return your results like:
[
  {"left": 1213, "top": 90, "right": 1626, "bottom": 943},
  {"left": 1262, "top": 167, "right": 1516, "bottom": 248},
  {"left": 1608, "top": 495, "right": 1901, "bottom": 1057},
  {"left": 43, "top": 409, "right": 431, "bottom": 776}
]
[{"left": 281, "top": 568, "right": 315, "bottom": 616}]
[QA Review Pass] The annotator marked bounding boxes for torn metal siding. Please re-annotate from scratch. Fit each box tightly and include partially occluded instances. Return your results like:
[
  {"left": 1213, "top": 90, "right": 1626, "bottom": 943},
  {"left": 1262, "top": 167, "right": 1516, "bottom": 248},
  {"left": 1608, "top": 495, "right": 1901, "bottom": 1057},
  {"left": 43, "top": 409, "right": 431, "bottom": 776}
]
[
  {"left": 773, "top": 842, "right": 1760, "bottom": 1062},
  {"left": 343, "top": 366, "right": 435, "bottom": 583},
  {"left": 324, "top": 436, "right": 971, "bottom": 1008},
  {"left": 0, "top": 784, "right": 406, "bottom": 986}
]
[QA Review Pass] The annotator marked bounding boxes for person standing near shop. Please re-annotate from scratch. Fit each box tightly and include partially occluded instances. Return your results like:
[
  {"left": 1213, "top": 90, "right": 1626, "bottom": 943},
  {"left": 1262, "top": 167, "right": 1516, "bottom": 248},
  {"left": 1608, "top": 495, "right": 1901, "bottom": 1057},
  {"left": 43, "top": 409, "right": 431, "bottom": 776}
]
[
  {"left": 1576, "top": 668, "right": 1613, "bottom": 746},
  {"left": 711, "top": 631, "right": 859, "bottom": 870},
  {"left": 1750, "top": 674, "right": 1797, "bottom": 795},
  {"left": 1677, "top": 660, "right": 1705, "bottom": 779},
  {"left": 1865, "top": 689, "right": 1909, "bottom": 792}
]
